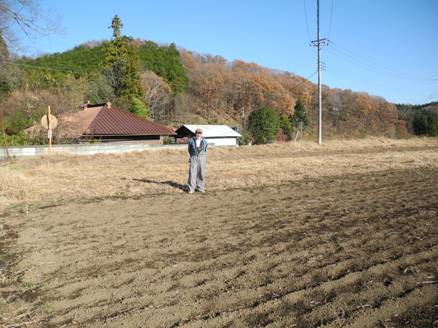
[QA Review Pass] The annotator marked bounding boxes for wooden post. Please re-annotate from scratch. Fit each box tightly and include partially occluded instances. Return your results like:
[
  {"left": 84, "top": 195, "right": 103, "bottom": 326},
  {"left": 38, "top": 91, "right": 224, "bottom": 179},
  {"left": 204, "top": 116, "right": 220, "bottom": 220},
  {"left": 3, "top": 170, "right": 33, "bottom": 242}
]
[
  {"left": 47, "top": 105, "right": 52, "bottom": 151},
  {"left": 0, "top": 111, "right": 11, "bottom": 160}
]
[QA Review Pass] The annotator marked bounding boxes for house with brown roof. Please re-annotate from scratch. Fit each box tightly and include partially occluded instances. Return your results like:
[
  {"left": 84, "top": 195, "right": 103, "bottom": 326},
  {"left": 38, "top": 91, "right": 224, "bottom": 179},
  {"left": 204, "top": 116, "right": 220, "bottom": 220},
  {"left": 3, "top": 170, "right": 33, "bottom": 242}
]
[{"left": 57, "top": 102, "right": 175, "bottom": 144}]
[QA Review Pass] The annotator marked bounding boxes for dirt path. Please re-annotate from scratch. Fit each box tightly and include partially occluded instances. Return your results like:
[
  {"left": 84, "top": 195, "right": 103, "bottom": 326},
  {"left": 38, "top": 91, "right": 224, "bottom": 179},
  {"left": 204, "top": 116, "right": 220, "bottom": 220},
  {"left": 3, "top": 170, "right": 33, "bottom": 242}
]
[{"left": 1, "top": 167, "right": 437, "bottom": 327}]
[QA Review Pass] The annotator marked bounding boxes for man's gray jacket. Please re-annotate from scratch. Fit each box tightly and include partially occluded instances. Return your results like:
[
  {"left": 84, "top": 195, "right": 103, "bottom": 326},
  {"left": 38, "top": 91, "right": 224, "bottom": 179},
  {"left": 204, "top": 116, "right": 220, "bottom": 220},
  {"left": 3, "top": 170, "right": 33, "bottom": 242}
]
[{"left": 188, "top": 137, "right": 208, "bottom": 156}]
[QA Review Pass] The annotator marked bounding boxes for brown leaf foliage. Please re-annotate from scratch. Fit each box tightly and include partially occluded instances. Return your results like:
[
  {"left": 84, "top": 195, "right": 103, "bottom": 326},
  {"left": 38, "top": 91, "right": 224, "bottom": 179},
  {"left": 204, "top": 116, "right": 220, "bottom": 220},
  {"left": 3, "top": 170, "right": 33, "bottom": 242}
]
[{"left": 179, "top": 51, "right": 403, "bottom": 137}]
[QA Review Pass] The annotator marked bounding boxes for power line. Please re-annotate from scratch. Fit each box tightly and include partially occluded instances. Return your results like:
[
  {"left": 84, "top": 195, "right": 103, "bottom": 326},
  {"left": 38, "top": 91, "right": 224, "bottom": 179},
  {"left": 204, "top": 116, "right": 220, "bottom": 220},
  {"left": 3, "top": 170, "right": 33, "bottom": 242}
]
[
  {"left": 289, "top": 71, "right": 317, "bottom": 92},
  {"left": 327, "top": 46, "right": 399, "bottom": 79},
  {"left": 327, "top": 42, "right": 436, "bottom": 82},
  {"left": 328, "top": 0, "right": 334, "bottom": 39},
  {"left": 3, "top": 59, "right": 86, "bottom": 74},
  {"left": 303, "top": 0, "right": 312, "bottom": 43}
]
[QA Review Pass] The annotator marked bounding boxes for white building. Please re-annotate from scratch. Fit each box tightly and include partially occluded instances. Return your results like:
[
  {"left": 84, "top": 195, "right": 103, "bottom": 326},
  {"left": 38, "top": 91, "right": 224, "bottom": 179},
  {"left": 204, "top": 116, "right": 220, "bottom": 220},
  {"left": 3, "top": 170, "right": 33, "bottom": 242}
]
[{"left": 175, "top": 125, "right": 242, "bottom": 146}]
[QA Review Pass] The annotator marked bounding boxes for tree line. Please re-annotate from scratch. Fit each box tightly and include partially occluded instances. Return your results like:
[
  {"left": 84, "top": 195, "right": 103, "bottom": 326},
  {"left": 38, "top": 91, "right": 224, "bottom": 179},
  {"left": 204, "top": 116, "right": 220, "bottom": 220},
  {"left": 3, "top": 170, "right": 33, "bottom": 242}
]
[
  {"left": 1, "top": 12, "right": 433, "bottom": 145},
  {"left": 396, "top": 102, "right": 438, "bottom": 137},
  {"left": 178, "top": 51, "right": 406, "bottom": 141}
]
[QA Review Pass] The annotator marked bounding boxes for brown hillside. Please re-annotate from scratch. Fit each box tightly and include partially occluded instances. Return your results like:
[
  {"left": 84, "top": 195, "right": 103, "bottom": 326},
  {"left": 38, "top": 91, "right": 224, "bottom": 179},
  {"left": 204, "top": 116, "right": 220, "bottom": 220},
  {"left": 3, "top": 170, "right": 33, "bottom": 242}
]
[{"left": 176, "top": 51, "right": 406, "bottom": 138}]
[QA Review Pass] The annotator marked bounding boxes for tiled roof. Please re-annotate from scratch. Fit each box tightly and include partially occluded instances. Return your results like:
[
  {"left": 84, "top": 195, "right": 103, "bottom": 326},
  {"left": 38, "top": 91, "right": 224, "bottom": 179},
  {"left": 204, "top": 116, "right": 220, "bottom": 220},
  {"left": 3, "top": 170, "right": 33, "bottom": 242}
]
[
  {"left": 58, "top": 105, "right": 104, "bottom": 139},
  {"left": 58, "top": 105, "right": 175, "bottom": 139},
  {"left": 84, "top": 107, "right": 175, "bottom": 136}
]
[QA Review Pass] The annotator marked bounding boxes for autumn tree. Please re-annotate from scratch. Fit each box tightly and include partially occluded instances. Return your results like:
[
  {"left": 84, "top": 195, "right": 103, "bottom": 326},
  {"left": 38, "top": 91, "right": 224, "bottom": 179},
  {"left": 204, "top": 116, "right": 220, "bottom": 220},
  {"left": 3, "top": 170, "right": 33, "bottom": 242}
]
[
  {"left": 0, "top": 0, "right": 56, "bottom": 137},
  {"left": 85, "top": 72, "right": 114, "bottom": 104},
  {"left": 141, "top": 70, "right": 173, "bottom": 121}
]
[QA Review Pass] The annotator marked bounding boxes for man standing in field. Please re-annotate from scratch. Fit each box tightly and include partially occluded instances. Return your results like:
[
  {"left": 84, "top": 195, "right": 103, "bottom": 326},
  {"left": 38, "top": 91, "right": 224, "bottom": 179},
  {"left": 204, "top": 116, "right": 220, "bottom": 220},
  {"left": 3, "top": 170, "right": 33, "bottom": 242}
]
[{"left": 187, "top": 128, "right": 208, "bottom": 194}]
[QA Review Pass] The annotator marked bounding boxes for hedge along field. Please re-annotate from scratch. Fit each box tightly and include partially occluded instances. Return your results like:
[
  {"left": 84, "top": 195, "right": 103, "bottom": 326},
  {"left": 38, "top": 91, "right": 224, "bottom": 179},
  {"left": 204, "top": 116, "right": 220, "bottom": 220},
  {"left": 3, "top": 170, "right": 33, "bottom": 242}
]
[{"left": 0, "top": 137, "right": 437, "bottom": 327}]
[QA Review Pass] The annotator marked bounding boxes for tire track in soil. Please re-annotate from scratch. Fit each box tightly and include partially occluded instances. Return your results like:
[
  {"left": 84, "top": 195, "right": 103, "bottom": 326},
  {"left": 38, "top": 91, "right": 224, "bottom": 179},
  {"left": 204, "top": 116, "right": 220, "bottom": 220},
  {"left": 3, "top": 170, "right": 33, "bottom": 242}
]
[{"left": 1, "top": 167, "right": 437, "bottom": 328}]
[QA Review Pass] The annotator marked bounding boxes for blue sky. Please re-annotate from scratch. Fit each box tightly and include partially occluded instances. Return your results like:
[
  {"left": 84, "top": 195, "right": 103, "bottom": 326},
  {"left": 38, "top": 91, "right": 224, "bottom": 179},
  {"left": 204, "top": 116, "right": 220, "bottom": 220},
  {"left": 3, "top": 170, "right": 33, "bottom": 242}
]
[{"left": 18, "top": 0, "right": 438, "bottom": 104}]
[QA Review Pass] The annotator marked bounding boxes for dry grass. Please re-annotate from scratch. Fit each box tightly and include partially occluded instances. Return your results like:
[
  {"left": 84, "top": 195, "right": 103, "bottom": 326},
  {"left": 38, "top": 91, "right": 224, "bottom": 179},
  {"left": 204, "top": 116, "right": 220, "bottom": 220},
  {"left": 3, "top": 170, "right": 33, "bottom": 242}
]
[
  {"left": 1, "top": 137, "right": 437, "bottom": 327},
  {"left": 1, "top": 137, "right": 437, "bottom": 210}
]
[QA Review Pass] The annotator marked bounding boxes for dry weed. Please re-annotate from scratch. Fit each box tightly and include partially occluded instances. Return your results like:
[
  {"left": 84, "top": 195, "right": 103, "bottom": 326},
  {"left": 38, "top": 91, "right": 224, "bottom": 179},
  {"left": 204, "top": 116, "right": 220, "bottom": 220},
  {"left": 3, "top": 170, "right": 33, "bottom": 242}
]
[{"left": 1, "top": 137, "right": 437, "bottom": 210}]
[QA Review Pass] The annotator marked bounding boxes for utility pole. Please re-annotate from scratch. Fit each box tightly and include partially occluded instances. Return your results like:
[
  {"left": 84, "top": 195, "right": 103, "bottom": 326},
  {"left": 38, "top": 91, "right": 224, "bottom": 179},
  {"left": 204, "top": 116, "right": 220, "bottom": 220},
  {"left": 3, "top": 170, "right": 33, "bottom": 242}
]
[
  {"left": 311, "top": 0, "right": 328, "bottom": 144},
  {"left": 241, "top": 106, "right": 245, "bottom": 130}
]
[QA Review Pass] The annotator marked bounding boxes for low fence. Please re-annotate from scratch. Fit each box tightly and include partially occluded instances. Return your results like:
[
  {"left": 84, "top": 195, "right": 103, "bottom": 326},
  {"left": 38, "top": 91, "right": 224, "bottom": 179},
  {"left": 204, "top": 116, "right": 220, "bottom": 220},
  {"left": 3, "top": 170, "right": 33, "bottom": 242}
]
[{"left": 0, "top": 142, "right": 187, "bottom": 159}]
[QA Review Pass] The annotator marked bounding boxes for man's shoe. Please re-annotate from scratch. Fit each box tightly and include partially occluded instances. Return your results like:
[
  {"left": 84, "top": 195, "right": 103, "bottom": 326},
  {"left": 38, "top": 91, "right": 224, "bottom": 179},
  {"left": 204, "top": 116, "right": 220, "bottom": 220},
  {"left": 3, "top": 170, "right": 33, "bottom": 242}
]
[{"left": 188, "top": 190, "right": 194, "bottom": 194}]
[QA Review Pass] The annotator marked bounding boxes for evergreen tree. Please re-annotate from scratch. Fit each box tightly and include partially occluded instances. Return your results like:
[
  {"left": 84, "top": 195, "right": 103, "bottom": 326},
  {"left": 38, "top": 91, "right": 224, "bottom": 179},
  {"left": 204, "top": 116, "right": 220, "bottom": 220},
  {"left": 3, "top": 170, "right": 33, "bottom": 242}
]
[
  {"left": 111, "top": 15, "right": 123, "bottom": 39},
  {"left": 103, "top": 15, "right": 144, "bottom": 108},
  {"left": 290, "top": 99, "right": 309, "bottom": 127},
  {"left": 247, "top": 107, "right": 280, "bottom": 144},
  {"left": 138, "top": 41, "right": 187, "bottom": 94},
  {"left": 412, "top": 110, "right": 438, "bottom": 136}
]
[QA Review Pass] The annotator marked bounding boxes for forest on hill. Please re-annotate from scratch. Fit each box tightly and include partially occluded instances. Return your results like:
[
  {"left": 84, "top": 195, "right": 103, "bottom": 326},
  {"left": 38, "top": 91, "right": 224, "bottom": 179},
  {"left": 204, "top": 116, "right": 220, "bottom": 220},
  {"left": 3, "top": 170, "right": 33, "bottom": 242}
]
[{"left": 0, "top": 15, "right": 436, "bottom": 145}]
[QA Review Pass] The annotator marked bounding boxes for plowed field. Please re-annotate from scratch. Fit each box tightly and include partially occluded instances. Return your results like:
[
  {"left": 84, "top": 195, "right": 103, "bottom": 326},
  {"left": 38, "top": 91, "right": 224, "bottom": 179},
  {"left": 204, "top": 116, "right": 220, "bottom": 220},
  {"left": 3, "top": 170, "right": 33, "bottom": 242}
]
[{"left": 1, "top": 139, "right": 437, "bottom": 327}]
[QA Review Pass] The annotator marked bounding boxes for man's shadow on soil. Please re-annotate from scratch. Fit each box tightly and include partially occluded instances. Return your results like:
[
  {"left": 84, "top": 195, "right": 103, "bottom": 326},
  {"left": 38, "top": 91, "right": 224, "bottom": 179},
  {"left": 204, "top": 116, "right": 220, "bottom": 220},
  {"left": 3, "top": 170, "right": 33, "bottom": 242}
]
[{"left": 132, "top": 178, "right": 187, "bottom": 191}]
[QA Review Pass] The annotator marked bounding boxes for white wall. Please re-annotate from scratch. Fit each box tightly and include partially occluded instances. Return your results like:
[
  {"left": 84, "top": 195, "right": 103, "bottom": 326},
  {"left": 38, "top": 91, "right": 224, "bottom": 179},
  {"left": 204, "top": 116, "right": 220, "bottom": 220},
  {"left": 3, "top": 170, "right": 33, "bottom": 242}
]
[
  {"left": 206, "top": 138, "right": 237, "bottom": 146},
  {"left": 0, "top": 139, "right": 239, "bottom": 159},
  {"left": 0, "top": 142, "right": 186, "bottom": 159}
]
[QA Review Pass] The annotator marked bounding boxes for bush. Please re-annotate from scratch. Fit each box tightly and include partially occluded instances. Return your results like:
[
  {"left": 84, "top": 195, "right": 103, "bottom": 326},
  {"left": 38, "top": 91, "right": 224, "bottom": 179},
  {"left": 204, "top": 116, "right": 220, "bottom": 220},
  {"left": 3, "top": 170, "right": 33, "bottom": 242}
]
[
  {"left": 0, "top": 132, "right": 46, "bottom": 146},
  {"left": 412, "top": 110, "right": 438, "bottom": 136},
  {"left": 163, "top": 136, "right": 175, "bottom": 144},
  {"left": 247, "top": 107, "right": 280, "bottom": 144},
  {"left": 3, "top": 110, "right": 34, "bottom": 135},
  {"left": 128, "top": 97, "right": 150, "bottom": 118},
  {"left": 280, "top": 114, "right": 293, "bottom": 141},
  {"left": 237, "top": 130, "right": 253, "bottom": 145}
]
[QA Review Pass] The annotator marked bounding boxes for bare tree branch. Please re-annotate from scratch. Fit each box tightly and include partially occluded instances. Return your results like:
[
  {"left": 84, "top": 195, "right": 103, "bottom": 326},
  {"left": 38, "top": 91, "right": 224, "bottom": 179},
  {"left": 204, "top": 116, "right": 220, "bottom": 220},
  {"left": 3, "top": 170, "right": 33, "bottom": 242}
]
[{"left": 0, "top": 0, "right": 58, "bottom": 50}]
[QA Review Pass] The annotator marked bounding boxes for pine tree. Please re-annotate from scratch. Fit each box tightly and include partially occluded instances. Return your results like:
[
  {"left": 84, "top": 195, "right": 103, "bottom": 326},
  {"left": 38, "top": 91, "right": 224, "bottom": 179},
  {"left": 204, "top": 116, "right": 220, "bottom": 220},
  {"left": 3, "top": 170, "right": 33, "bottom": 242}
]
[
  {"left": 111, "top": 15, "right": 123, "bottom": 39},
  {"left": 103, "top": 15, "right": 144, "bottom": 109},
  {"left": 247, "top": 107, "right": 280, "bottom": 144},
  {"left": 290, "top": 99, "right": 309, "bottom": 127}
]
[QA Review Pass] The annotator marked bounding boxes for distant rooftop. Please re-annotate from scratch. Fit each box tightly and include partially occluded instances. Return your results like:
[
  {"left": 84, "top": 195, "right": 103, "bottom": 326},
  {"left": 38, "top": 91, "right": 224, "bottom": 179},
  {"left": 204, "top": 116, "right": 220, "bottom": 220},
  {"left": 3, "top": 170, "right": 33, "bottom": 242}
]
[
  {"left": 58, "top": 103, "right": 175, "bottom": 139},
  {"left": 176, "top": 125, "right": 241, "bottom": 138}
]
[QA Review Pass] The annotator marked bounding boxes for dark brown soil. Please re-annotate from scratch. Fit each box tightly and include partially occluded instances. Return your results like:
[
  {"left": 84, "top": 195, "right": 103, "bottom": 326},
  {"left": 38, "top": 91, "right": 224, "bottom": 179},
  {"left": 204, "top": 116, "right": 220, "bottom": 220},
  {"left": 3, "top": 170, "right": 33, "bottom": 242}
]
[{"left": 1, "top": 168, "right": 437, "bottom": 327}]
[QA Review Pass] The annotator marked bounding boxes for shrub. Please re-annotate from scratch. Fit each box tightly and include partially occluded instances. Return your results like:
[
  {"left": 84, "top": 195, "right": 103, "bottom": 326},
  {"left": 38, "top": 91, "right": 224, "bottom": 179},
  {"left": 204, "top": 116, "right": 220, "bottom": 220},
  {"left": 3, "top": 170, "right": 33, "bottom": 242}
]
[
  {"left": 163, "top": 136, "right": 175, "bottom": 144},
  {"left": 247, "top": 107, "right": 280, "bottom": 144},
  {"left": 3, "top": 111, "right": 33, "bottom": 135},
  {"left": 280, "top": 114, "right": 293, "bottom": 141},
  {"left": 412, "top": 110, "right": 438, "bottom": 136},
  {"left": 128, "top": 97, "right": 150, "bottom": 118},
  {"left": 237, "top": 130, "right": 253, "bottom": 145}
]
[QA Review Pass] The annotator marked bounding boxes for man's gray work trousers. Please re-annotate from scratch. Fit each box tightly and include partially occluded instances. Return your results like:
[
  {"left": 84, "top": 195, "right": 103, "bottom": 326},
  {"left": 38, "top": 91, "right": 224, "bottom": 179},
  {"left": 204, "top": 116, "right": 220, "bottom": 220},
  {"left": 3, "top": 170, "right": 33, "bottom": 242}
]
[{"left": 188, "top": 154, "right": 206, "bottom": 192}]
